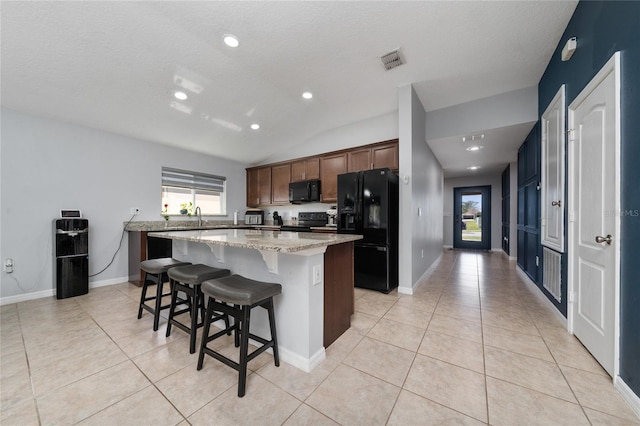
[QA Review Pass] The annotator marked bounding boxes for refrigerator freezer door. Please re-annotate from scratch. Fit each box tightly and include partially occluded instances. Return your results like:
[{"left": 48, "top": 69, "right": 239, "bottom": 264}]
[
  {"left": 337, "top": 171, "right": 361, "bottom": 233},
  {"left": 361, "top": 169, "right": 391, "bottom": 244},
  {"left": 354, "top": 244, "right": 390, "bottom": 292}
]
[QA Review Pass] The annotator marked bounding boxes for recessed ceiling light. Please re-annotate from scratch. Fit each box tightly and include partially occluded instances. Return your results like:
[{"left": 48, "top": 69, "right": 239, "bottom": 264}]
[
  {"left": 174, "top": 91, "right": 188, "bottom": 100},
  {"left": 462, "top": 134, "right": 485, "bottom": 143},
  {"left": 467, "top": 166, "right": 481, "bottom": 170},
  {"left": 466, "top": 146, "right": 483, "bottom": 151},
  {"left": 250, "top": 123, "right": 260, "bottom": 130},
  {"left": 302, "top": 92, "right": 313, "bottom": 100},
  {"left": 223, "top": 34, "right": 239, "bottom": 48}
]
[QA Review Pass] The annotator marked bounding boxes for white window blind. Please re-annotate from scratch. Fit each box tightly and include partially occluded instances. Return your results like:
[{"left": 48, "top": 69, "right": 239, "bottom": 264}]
[{"left": 161, "top": 167, "right": 225, "bottom": 192}]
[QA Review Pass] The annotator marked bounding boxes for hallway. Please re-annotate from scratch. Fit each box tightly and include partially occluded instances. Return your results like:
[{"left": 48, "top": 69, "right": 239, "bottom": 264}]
[{"left": 1, "top": 250, "right": 638, "bottom": 424}]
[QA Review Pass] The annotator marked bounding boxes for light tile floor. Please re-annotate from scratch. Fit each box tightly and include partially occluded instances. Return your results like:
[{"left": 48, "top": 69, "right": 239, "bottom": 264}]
[{"left": 1, "top": 250, "right": 639, "bottom": 425}]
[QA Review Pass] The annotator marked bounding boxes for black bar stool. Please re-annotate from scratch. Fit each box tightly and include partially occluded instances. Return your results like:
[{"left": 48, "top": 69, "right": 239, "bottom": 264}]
[
  {"left": 138, "top": 258, "right": 191, "bottom": 331},
  {"left": 166, "top": 264, "right": 231, "bottom": 353},
  {"left": 198, "top": 274, "right": 281, "bottom": 397}
]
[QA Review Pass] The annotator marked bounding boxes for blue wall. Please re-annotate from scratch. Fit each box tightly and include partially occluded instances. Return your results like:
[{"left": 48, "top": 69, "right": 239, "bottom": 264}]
[{"left": 538, "top": 1, "right": 640, "bottom": 397}]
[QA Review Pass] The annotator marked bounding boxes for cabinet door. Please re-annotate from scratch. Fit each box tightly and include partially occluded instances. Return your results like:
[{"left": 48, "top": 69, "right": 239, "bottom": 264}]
[
  {"left": 271, "top": 164, "right": 291, "bottom": 204},
  {"left": 320, "top": 153, "right": 347, "bottom": 202},
  {"left": 304, "top": 157, "right": 320, "bottom": 180},
  {"left": 291, "top": 158, "right": 320, "bottom": 182},
  {"left": 372, "top": 143, "right": 398, "bottom": 171},
  {"left": 290, "top": 160, "right": 306, "bottom": 182},
  {"left": 348, "top": 148, "right": 372, "bottom": 172},
  {"left": 257, "top": 167, "right": 272, "bottom": 205},
  {"left": 247, "top": 169, "right": 260, "bottom": 207}
]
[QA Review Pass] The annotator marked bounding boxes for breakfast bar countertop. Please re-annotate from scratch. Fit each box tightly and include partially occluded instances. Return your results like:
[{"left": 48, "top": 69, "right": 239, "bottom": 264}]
[
  {"left": 147, "top": 228, "right": 361, "bottom": 253},
  {"left": 124, "top": 220, "right": 245, "bottom": 232}
]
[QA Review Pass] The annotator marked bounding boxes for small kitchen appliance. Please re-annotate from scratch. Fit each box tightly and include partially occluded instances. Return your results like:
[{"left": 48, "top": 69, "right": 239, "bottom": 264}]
[{"left": 244, "top": 209, "right": 264, "bottom": 225}]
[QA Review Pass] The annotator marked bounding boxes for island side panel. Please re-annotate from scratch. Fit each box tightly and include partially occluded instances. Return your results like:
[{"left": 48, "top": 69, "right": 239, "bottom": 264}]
[
  {"left": 171, "top": 239, "right": 325, "bottom": 372},
  {"left": 127, "top": 231, "right": 173, "bottom": 286},
  {"left": 324, "top": 241, "right": 354, "bottom": 347}
]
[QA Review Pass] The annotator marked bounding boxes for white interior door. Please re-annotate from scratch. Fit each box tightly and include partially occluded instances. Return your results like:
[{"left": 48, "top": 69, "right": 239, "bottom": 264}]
[
  {"left": 568, "top": 53, "right": 620, "bottom": 377},
  {"left": 541, "top": 85, "right": 565, "bottom": 252}
]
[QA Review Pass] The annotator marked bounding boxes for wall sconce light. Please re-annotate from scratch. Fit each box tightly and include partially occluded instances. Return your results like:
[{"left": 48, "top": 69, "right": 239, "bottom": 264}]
[{"left": 561, "top": 37, "right": 577, "bottom": 61}]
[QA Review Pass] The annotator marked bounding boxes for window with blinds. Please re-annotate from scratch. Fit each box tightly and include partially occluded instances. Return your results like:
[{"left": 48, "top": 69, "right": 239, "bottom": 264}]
[{"left": 161, "top": 167, "right": 226, "bottom": 216}]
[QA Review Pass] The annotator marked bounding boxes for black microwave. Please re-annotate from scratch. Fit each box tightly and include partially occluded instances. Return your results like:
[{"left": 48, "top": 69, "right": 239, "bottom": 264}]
[{"left": 289, "top": 180, "right": 321, "bottom": 203}]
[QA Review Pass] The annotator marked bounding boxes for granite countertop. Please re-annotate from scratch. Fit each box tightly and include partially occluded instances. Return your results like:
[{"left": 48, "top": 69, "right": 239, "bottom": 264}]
[
  {"left": 124, "top": 220, "right": 247, "bottom": 232},
  {"left": 147, "top": 228, "right": 361, "bottom": 253}
]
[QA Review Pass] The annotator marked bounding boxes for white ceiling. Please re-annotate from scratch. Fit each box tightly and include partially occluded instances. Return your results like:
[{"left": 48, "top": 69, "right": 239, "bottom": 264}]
[{"left": 0, "top": 1, "right": 577, "bottom": 174}]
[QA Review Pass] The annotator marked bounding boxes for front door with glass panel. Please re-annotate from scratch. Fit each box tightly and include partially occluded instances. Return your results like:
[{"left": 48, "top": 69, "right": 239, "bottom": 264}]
[{"left": 453, "top": 186, "right": 491, "bottom": 250}]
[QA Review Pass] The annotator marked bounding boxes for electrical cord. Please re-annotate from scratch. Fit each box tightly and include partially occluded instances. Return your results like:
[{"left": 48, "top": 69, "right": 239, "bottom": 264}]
[{"left": 89, "top": 214, "right": 136, "bottom": 277}]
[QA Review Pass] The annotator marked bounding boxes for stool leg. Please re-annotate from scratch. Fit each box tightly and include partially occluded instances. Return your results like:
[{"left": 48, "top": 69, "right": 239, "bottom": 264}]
[
  {"left": 138, "top": 272, "right": 150, "bottom": 319},
  {"left": 234, "top": 305, "right": 241, "bottom": 348},
  {"left": 189, "top": 285, "right": 199, "bottom": 354},
  {"left": 197, "top": 298, "right": 214, "bottom": 371},
  {"left": 166, "top": 279, "right": 178, "bottom": 337},
  {"left": 152, "top": 273, "right": 166, "bottom": 331},
  {"left": 266, "top": 298, "right": 280, "bottom": 367},
  {"left": 238, "top": 306, "right": 251, "bottom": 398}
]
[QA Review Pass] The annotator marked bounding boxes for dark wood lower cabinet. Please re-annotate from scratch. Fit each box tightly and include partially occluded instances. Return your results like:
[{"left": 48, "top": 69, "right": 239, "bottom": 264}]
[
  {"left": 127, "top": 231, "right": 172, "bottom": 286},
  {"left": 323, "top": 241, "right": 354, "bottom": 347}
]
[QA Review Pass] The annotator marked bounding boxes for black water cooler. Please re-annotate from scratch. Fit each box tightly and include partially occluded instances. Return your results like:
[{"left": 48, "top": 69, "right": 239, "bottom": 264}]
[{"left": 54, "top": 219, "right": 89, "bottom": 299}]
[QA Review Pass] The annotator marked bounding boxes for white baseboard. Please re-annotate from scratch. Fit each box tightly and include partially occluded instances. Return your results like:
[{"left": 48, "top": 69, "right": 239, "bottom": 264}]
[
  {"left": 500, "top": 250, "right": 517, "bottom": 261},
  {"left": 90, "top": 276, "right": 130, "bottom": 288},
  {"left": 399, "top": 252, "right": 444, "bottom": 295},
  {"left": 0, "top": 276, "right": 129, "bottom": 306},
  {"left": 275, "top": 345, "right": 326, "bottom": 373},
  {"left": 443, "top": 245, "right": 453, "bottom": 250},
  {"left": 0, "top": 289, "right": 55, "bottom": 306},
  {"left": 516, "top": 267, "right": 567, "bottom": 327},
  {"left": 614, "top": 376, "right": 640, "bottom": 419}
]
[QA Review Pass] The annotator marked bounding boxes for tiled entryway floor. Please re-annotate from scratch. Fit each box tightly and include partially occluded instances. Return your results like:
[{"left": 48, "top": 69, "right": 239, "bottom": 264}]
[{"left": 1, "top": 250, "right": 639, "bottom": 425}]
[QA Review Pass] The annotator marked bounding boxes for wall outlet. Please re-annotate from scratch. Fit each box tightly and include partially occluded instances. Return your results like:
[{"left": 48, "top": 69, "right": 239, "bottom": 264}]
[
  {"left": 313, "top": 265, "right": 322, "bottom": 285},
  {"left": 130, "top": 207, "right": 141, "bottom": 215}
]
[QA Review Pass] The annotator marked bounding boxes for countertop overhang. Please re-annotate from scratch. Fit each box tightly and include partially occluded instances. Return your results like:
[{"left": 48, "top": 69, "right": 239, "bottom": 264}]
[{"left": 148, "top": 228, "right": 361, "bottom": 253}]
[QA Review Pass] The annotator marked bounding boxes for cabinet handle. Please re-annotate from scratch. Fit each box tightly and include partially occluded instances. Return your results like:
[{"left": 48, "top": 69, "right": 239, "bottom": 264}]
[{"left": 551, "top": 200, "right": 562, "bottom": 207}]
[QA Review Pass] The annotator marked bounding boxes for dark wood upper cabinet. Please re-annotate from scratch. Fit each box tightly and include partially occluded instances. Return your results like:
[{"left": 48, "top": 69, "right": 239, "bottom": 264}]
[
  {"left": 347, "top": 148, "right": 372, "bottom": 172},
  {"left": 320, "top": 153, "right": 347, "bottom": 203},
  {"left": 291, "top": 158, "right": 320, "bottom": 182},
  {"left": 271, "top": 163, "right": 291, "bottom": 204},
  {"left": 347, "top": 141, "right": 398, "bottom": 172},
  {"left": 246, "top": 167, "right": 272, "bottom": 207},
  {"left": 372, "top": 142, "right": 399, "bottom": 171},
  {"left": 246, "top": 139, "right": 397, "bottom": 207}
]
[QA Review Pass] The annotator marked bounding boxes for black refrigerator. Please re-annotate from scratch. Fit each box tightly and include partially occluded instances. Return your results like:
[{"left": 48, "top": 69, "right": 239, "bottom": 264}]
[{"left": 337, "top": 168, "right": 398, "bottom": 293}]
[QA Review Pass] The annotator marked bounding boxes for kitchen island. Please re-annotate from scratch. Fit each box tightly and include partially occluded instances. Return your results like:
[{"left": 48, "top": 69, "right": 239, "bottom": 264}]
[{"left": 148, "top": 228, "right": 361, "bottom": 372}]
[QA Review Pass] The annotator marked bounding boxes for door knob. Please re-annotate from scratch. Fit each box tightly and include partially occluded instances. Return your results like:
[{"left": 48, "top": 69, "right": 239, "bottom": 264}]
[
  {"left": 551, "top": 200, "right": 562, "bottom": 207},
  {"left": 595, "top": 234, "right": 613, "bottom": 245}
]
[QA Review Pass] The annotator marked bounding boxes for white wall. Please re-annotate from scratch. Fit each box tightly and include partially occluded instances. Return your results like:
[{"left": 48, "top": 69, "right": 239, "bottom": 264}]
[
  {"left": 399, "top": 85, "right": 444, "bottom": 293},
  {"left": 0, "top": 109, "right": 247, "bottom": 302},
  {"left": 443, "top": 173, "right": 503, "bottom": 251},
  {"left": 262, "top": 111, "right": 398, "bottom": 165},
  {"left": 425, "top": 86, "right": 538, "bottom": 140}
]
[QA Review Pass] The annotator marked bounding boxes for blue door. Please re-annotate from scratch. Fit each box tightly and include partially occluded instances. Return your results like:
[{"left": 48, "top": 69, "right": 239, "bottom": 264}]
[{"left": 453, "top": 186, "right": 491, "bottom": 250}]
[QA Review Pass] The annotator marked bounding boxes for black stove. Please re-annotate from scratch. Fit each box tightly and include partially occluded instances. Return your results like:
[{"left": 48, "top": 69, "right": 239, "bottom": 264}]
[{"left": 281, "top": 212, "right": 327, "bottom": 232}]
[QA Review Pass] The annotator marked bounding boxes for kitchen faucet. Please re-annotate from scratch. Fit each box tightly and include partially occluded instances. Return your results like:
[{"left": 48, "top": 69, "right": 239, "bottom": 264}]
[{"left": 195, "top": 206, "right": 202, "bottom": 227}]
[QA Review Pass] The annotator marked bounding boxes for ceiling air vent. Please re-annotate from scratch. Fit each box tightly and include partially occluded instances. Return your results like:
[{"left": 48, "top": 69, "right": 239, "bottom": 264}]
[{"left": 379, "top": 49, "right": 404, "bottom": 71}]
